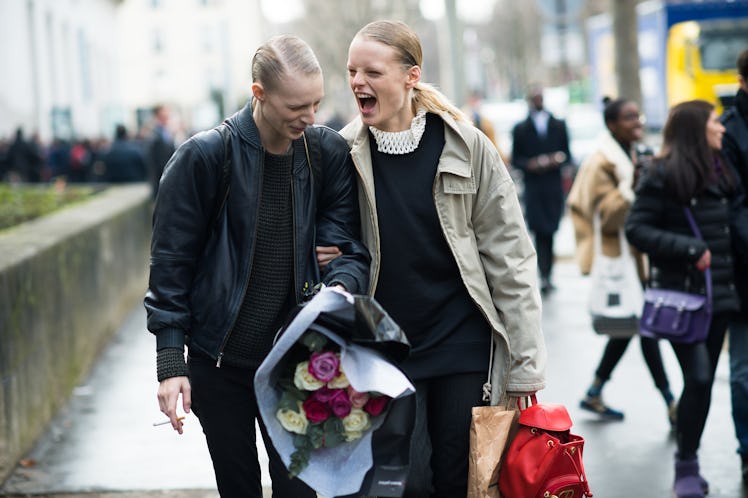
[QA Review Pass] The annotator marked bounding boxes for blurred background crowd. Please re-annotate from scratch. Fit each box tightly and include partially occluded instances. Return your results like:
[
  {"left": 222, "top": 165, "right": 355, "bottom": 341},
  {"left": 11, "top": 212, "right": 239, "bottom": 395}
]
[{"left": 3, "top": 0, "right": 745, "bottom": 189}]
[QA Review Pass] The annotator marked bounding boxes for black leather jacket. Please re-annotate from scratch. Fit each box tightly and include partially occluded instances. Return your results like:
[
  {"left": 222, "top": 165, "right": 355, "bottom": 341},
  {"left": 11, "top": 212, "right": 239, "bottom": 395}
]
[
  {"left": 625, "top": 163, "right": 748, "bottom": 314},
  {"left": 722, "top": 93, "right": 748, "bottom": 315},
  {"left": 144, "top": 102, "right": 370, "bottom": 359}
]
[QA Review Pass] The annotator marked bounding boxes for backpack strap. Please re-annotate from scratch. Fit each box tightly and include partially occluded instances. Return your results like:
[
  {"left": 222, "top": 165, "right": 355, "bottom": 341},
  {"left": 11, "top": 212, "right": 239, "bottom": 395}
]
[
  {"left": 210, "top": 124, "right": 231, "bottom": 230},
  {"left": 302, "top": 127, "right": 324, "bottom": 201}
]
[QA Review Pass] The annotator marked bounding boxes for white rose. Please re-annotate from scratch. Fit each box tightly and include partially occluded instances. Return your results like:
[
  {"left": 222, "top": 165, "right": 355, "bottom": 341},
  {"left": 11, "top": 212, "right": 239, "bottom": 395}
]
[
  {"left": 276, "top": 404, "right": 309, "bottom": 435},
  {"left": 327, "top": 369, "right": 350, "bottom": 389},
  {"left": 342, "top": 408, "right": 371, "bottom": 433},
  {"left": 344, "top": 430, "right": 363, "bottom": 442},
  {"left": 294, "top": 361, "right": 324, "bottom": 391}
]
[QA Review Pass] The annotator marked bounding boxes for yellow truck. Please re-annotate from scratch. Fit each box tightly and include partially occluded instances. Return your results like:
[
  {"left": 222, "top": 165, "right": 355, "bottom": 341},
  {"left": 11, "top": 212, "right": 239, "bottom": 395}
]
[{"left": 587, "top": 0, "right": 748, "bottom": 129}]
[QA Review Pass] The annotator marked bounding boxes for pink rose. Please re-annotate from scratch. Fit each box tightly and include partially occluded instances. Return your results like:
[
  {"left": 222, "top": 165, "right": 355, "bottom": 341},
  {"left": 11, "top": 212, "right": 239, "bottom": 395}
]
[
  {"left": 312, "top": 386, "right": 338, "bottom": 403},
  {"left": 364, "top": 395, "right": 390, "bottom": 417},
  {"left": 329, "top": 388, "right": 352, "bottom": 418},
  {"left": 308, "top": 351, "right": 340, "bottom": 383},
  {"left": 347, "top": 386, "right": 370, "bottom": 409},
  {"left": 302, "top": 397, "right": 331, "bottom": 424}
]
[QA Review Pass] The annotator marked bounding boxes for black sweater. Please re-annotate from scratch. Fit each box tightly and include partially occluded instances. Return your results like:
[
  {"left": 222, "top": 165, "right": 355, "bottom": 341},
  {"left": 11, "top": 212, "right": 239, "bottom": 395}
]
[{"left": 371, "top": 113, "right": 490, "bottom": 380}]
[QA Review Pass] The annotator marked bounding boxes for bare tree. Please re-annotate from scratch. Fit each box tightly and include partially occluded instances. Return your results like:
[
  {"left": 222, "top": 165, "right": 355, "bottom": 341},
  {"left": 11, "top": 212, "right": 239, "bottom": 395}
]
[
  {"left": 612, "top": 0, "right": 641, "bottom": 103},
  {"left": 285, "top": 0, "right": 425, "bottom": 120},
  {"left": 475, "top": 0, "right": 542, "bottom": 99}
]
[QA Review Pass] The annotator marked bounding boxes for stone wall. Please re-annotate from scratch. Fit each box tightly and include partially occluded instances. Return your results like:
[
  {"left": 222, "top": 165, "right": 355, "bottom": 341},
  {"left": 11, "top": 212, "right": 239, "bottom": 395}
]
[{"left": 0, "top": 184, "right": 151, "bottom": 484}]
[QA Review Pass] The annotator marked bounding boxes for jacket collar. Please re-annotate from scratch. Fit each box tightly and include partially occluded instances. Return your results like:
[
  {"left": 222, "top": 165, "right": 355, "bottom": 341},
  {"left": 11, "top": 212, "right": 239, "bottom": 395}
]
[
  {"left": 232, "top": 99, "right": 262, "bottom": 149},
  {"left": 344, "top": 110, "right": 472, "bottom": 178},
  {"left": 232, "top": 98, "right": 308, "bottom": 161},
  {"left": 594, "top": 128, "right": 635, "bottom": 179}
]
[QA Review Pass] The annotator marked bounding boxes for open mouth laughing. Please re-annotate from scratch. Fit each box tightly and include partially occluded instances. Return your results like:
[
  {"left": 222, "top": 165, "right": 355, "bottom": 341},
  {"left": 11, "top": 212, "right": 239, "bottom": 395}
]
[{"left": 356, "top": 93, "right": 377, "bottom": 115}]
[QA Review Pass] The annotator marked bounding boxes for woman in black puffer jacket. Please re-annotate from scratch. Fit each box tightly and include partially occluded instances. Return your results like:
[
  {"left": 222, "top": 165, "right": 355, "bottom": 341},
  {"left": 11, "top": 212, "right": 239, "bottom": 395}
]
[{"left": 626, "top": 99, "right": 748, "bottom": 498}]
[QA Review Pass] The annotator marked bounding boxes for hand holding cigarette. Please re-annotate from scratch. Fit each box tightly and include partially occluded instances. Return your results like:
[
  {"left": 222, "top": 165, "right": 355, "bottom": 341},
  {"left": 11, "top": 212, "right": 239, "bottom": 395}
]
[
  {"left": 153, "top": 415, "right": 185, "bottom": 427},
  {"left": 156, "top": 375, "right": 192, "bottom": 435}
]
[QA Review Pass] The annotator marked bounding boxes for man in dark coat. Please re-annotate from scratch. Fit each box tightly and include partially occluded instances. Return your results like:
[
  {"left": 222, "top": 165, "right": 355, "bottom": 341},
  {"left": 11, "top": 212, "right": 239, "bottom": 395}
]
[
  {"left": 511, "top": 85, "right": 571, "bottom": 294},
  {"left": 721, "top": 47, "right": 748, "bottom": 483},
  {"left": 103, "top": 124, "right": 147, "bottom": 183}
]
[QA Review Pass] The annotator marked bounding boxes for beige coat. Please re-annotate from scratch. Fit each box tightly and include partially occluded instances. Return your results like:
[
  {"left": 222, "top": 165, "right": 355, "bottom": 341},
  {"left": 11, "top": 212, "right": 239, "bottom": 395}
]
[
  {"left": 340, "top": 113, "right": 546, "bottom": 405},
  {"left": 566, "top": 129, "right": 645, "bottom": 278}
]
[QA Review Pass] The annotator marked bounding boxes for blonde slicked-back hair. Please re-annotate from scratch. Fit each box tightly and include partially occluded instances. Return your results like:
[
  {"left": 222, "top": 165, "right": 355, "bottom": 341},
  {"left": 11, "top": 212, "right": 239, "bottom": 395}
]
[
  {"left": 251, "top": 35, "right": 321, "bottom": 92},
  {"left": 355, "top": 20, "right": 466, "bottom": 122}
]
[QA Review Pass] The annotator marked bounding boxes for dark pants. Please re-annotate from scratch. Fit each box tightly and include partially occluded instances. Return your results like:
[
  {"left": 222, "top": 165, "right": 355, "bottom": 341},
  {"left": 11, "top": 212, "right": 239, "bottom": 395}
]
[
  {"left": 404, "top": 372, "right": 485, "bottom": 498},
  {"left": 188, "top": 354, "right": 316, "bottom": 498},
  {"left": 534, "top": 231, "right": 555, "bottom": 281},
  {"left": 595, "top": 335, "right": 670, "bottom": 392},
  {"left": 670, "top": 313, "right": 729, "bottom": 460}
]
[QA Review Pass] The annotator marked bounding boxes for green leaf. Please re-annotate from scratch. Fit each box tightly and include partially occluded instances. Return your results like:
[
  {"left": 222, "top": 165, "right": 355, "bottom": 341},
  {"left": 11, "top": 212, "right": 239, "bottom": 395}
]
[
  {"left": 323, "top": 417, "right": 344, "bottom": 434},
  {"left": 288, "top": 448, "right": 310, "bottom": 478},
  {"left": 307, "top": 424, "right": 325, "bottom": 449},
  {"left": 293, "top": 434, "right": 311, "bottom": 450},
  {"left": 278, "top": 380, "right": 307, "bottom": 400},
  {"left": 323, "top": 430, "right": 346, "bottom": 448},
  {"left": 278, "top": 390, "right": 306, "bottom": 411},
  {"left": 322, "top": 417, "right": 346, "bottom": 448},
  {"left": 300, "top": 330, "right": 328, "bottom": 352}
]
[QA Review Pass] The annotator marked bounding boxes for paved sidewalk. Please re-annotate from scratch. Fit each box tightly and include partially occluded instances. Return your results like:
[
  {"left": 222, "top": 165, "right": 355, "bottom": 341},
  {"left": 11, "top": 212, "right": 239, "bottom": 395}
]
[
  {"left": 0, "top": 306, "right": 269, "bottom": 497},
  {"left": 2, "top": 216, "right": 745, "bottom": 497}
]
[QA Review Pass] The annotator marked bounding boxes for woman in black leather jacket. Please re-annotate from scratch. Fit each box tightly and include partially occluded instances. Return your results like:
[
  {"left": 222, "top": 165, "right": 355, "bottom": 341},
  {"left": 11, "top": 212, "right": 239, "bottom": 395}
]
[
  {"left": 626, "top": 99, "right": 748, "bottom": 498},
  {"left": 144, "top": 35, "right": 369, "bottom": 497}
]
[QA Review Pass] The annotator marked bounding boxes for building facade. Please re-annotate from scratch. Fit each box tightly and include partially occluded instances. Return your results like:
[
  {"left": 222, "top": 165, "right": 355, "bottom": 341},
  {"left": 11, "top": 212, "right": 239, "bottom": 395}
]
[{"left": 0, "top": 0, "right": 264, "bottom": 143}]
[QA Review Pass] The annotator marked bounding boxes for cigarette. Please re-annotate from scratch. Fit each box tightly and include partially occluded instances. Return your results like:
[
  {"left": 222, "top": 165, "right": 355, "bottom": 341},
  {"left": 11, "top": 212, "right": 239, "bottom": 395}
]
[{"left": 153, "top": 416, "right": 185, "bottom": 427}]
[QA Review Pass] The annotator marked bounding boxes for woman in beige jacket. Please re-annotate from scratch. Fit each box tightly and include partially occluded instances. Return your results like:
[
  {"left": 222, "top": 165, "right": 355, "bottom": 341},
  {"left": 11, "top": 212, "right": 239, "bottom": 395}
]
[
  {"left": 317, "top": 20, "right": 546, "bottom": 497},
  {"left": 567, "top": 97, "right": 675, "bottom": 424}
]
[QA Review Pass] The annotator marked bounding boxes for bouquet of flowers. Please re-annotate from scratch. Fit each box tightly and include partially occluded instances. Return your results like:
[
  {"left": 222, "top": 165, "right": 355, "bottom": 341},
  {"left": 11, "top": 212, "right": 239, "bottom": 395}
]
[
  {"left": 275, "top": 328, "right": 391, "bottom": 477},
  {"left": 255, "top": 288, "right": 415, "bottom": 498}
]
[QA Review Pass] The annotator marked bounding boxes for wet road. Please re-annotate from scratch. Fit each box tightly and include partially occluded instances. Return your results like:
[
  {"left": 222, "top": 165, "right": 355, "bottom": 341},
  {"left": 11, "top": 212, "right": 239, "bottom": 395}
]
[{"left": 1, "top": 218, "right": 745, "bottom": 498}]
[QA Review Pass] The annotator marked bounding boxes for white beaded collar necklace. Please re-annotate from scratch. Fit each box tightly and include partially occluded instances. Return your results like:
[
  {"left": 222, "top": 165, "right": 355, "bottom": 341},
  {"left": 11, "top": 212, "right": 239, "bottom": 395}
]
[{"left": 369, "top": 108, "right": 427, "bottom": 155}]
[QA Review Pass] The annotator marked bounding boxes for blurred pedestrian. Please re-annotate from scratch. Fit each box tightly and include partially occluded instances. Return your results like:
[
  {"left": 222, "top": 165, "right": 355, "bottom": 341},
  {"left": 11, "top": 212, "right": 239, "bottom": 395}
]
[
  {"left": 511, "top": 84, "right": 572, "bottom": 294},
  {"left": 337, "top": 20, "right": 546, "bottom": 497},
  {"left": 720, "top": 47, "right": 748, "bottom": 483},
  {"left": 463, "top": 89, "right": 510, "bottom": 166},
  {"left": 625, "top": 99, "right": 748, "bottom": 498},
  {"left": 102, "top": 124, "right": 147, "bottom": 183},
  {"left": 48, "top": 138, "right": 71, "bottom": 180},
  {"left": 567, "top": 96, "right": 676, "bottom": 423},
  {"left": 144, "top": 34, "right": 369, "bottom": 498},
  {"left": 69, "top": 139, "right": 93, "bottom": 183},
  {"left": 6, "top": 127, "right": 44, "bottom": 182},
  {"left": 146, "top": 104, "right": 176, "bottom": 199}
]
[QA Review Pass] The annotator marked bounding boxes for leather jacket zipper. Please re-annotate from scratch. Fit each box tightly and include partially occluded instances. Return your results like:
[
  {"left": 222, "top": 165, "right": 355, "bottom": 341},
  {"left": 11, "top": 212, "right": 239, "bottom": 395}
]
[{"left": 215, "top": 153, "right": 264, "bottom": 367}]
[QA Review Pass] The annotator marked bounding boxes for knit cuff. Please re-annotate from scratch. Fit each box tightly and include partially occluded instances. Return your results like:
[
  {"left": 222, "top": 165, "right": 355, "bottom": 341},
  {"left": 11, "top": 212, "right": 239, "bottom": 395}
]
[{"left": 157, "top": 348, "right": 188, "bottom": 382}]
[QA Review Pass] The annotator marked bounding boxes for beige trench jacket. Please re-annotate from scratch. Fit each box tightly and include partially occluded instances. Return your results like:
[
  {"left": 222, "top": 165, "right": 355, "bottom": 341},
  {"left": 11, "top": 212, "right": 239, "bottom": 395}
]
[
  {"left": 340, "top": 112, "right": 546, "bottom": 405},
  {"left": 566, "top": 129, "right": 646, "bottom": 280}
]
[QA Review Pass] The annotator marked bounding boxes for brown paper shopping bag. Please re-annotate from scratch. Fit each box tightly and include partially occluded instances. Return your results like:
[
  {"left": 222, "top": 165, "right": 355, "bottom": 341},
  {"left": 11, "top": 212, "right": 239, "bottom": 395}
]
[{"left": 467, "top": 405, "right": 519, "bottom": 498}]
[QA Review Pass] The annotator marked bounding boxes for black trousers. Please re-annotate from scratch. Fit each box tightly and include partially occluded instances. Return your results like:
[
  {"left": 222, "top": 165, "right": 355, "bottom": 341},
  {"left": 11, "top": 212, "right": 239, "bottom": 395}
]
[
  {"left": 595, "top": 335, "right": 670, "bottom": 391},
  {"left": 188, "top": 353, "right": 316, "bottom": 498},
  {"left": 403, "top": 372, "right": 485, "bottom": 498},
  {"left": 670, "top": 313, "right": 729, "bottom": 460},
  {"left": 534, "top": 231, "right": 555, "bottom": 281}
]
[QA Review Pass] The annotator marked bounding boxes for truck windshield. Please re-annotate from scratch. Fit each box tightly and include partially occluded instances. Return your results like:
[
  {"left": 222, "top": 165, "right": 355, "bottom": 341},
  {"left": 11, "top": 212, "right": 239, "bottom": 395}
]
[{"left": 699, "top": 23, "right": 748, "bottom": 71}]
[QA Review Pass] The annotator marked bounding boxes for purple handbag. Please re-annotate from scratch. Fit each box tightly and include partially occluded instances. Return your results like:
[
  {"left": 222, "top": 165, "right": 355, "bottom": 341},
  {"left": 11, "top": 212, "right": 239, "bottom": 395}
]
[{"left": 639, "top": 208, "right": 713, "bottom": 343}]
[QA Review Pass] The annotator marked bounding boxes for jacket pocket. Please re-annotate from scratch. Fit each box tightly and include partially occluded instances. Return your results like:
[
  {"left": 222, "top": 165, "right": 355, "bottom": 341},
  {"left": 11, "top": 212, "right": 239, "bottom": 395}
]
[{"left": 442, "top": 172, "right": 476, "bottom": 194}]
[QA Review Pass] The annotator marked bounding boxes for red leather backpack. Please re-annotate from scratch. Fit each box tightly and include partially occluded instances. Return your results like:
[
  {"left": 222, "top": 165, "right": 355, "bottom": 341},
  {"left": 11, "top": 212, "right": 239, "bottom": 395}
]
[{"left": 498, "top": 397, "right": 592, "bottom": 498}]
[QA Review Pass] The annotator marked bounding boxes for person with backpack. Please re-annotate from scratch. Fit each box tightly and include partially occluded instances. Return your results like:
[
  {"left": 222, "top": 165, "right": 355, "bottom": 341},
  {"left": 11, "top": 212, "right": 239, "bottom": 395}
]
[
  {"left": 335, "top": 20, "right": 546, "bottom": 497},
  {"left": 144, "top": 35, "right": 369, "bottom": 497}
]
